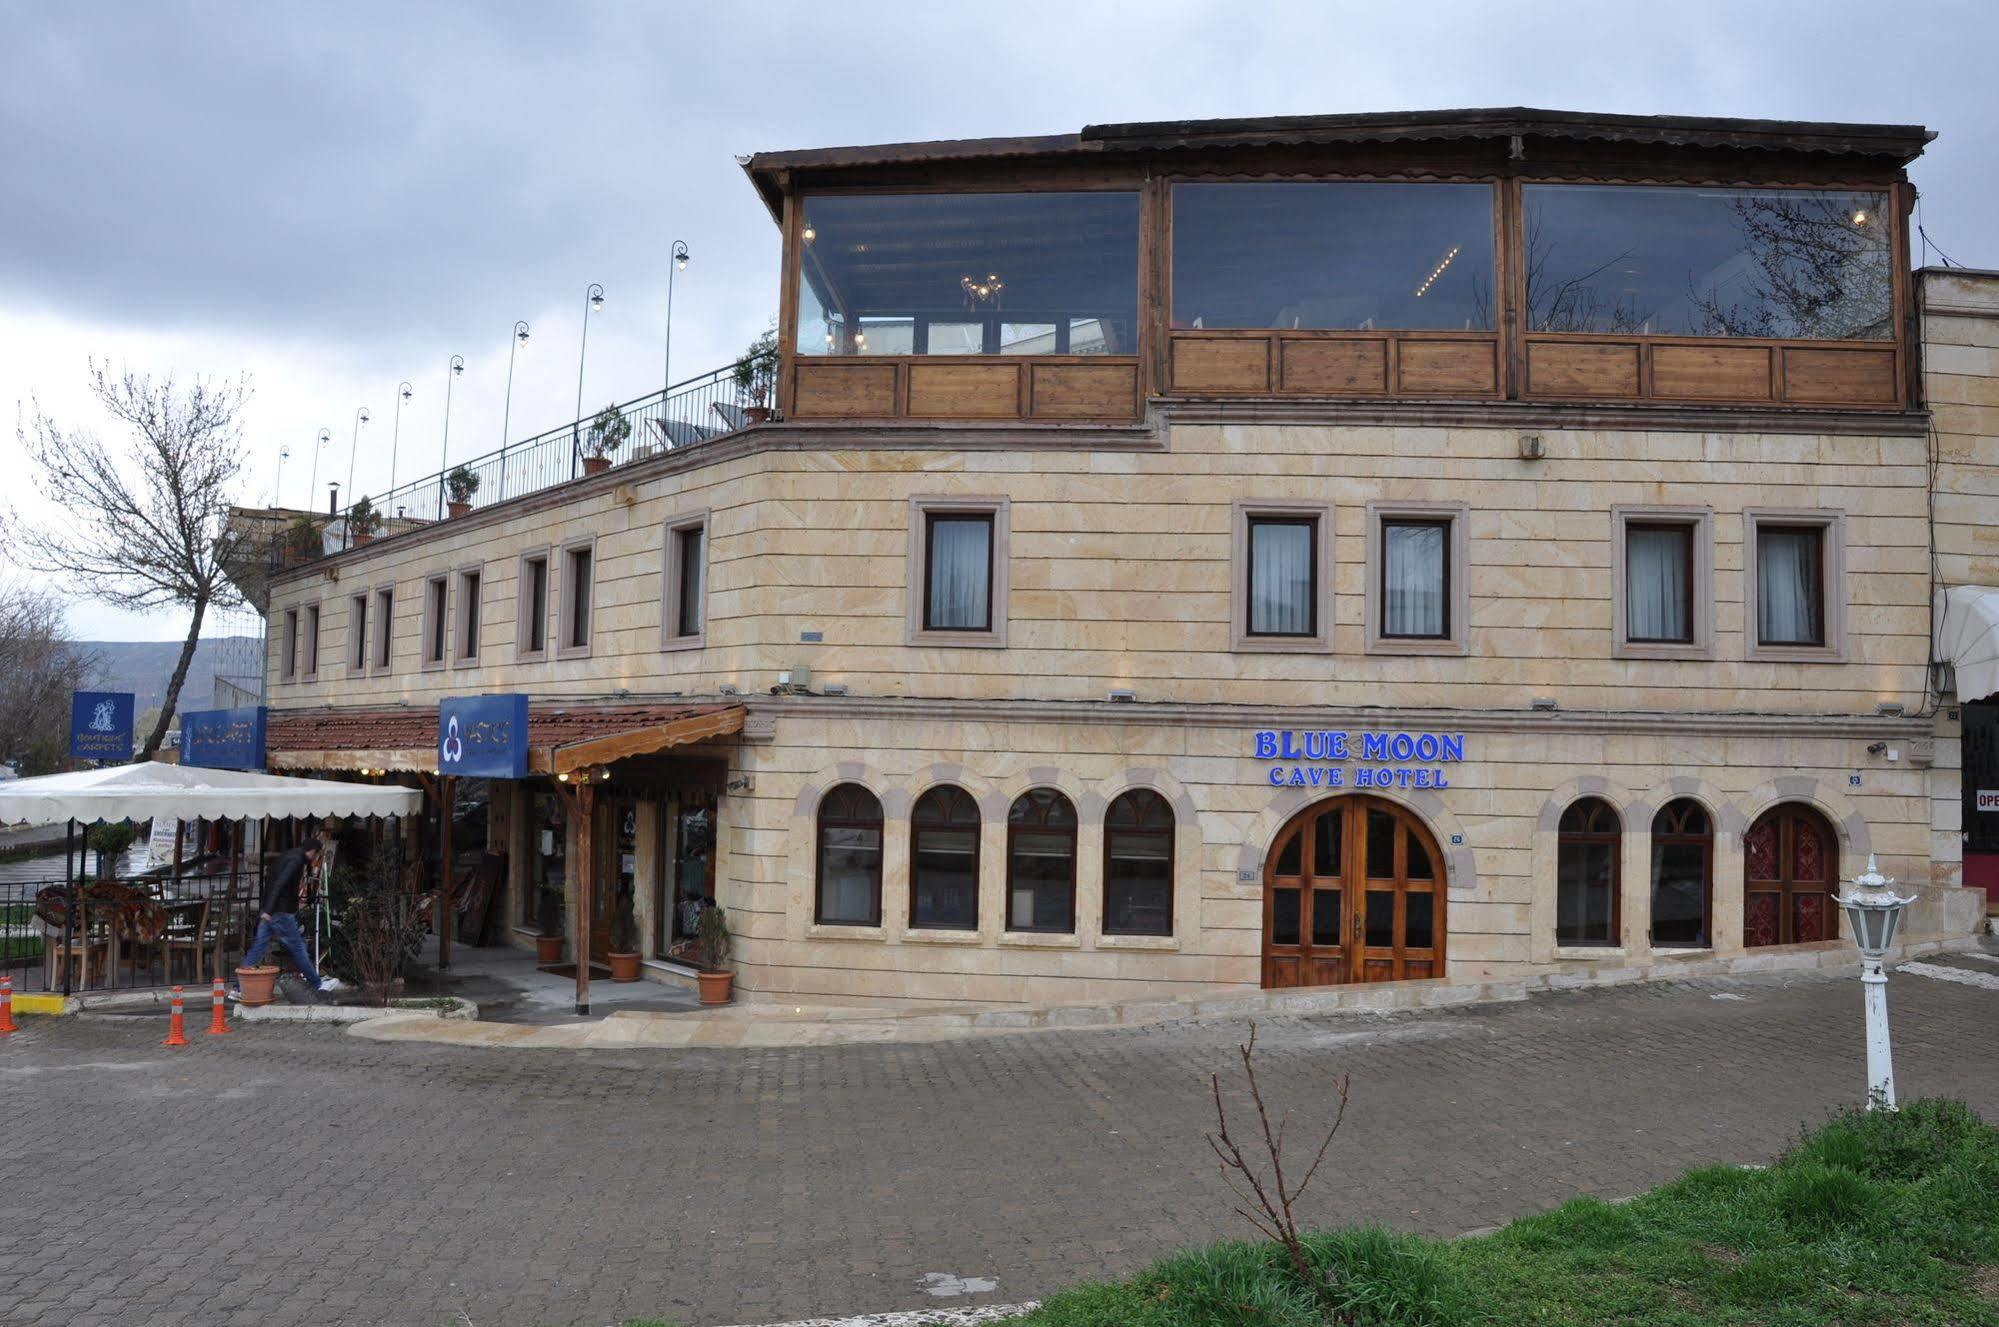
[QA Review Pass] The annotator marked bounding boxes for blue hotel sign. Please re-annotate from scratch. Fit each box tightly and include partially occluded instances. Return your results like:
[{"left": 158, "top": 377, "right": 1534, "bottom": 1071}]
[
  {"left": 439, "top": 694, "right": 530, "bottom": 779},
  {"left": 181, "top": 706, "right": 267, "bottom": 770},
  {"left": 69, "top": 691, "right": 135, "bottom": 761},
  {"left": 1254, "top": 729, "right": 1467, "bottom": 790}
]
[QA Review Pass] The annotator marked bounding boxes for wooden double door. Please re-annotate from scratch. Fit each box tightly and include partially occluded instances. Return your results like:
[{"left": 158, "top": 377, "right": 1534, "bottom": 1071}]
[
  {"left": 1263, "top": 795, "right": 1446, "bottom": 988},
  {"left": 1743, "top": 803, "right": 1838, "bottom": 947}
]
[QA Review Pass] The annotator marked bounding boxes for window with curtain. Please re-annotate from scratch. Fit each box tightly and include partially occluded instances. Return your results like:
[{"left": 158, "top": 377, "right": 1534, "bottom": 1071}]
[
  {"left": 373, "top": 588, "right": 393, "bottom": 669},
  {"left": 1626, "top": 522, "right": 1694, "bottom": 643},
  {"left": 302, "top": 605, "right": 319, "bottom": 678},
  {"left": 1381, "top": 519, "right": 1449, "bottom": 638},
  {"left": 425, "top": 577, "right": 447, "bottom": 663},
  {"left": 1756, "top": 524, "right": 1825, "bottom": 646},
  {"left": 1650, "top": 799, "right": 1712, "bottom": 947},
  {"left": 911, "top": 785, "right": 981, "bottom": 929},
  {"left": 564, "top": 546, "right": 594, "bottom": 651},
  {"left": 674, "top": 525, "right": 705, "bottom": 638},
  {"left": 349, "top": 594, "right": 368, "bottom": 670},
  {"left": 456, "top": 569, "right": 481, "bottom": 661},
  {"left": 1006, "top": 788, "right": 1077, "bottom": 932},
  {"left": 521, "top": 556, "right": 548, "bottom": 656},
  {"left": 281, "top": 609, "right": 298, "bottom": 680},
  {"left": 924, "top": 514, "right": 993, "bottom": 632},
  {"left": 1246, "top": 516, "right": 1317, "bottom": 636},
  {"left": 815, "top": 784, "right": 883, "bottom": 926},
  {"left": 1104, "top": 789, "right": 1174, "bottom": 936},
  {"left": 1556, "top": 798, "right": 1620, "bottom": 946}
]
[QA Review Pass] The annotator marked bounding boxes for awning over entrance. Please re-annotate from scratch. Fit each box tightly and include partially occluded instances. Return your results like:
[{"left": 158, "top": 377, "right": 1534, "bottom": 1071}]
[
  {"left": 0, "top": 760, "right": 422, "bottom": 826},
  {"left": 1937, "top": 587, "right": 1999, "bottom": 703},
  {"left": 265, "top": 703, "right": 747, "bottom": 775}
]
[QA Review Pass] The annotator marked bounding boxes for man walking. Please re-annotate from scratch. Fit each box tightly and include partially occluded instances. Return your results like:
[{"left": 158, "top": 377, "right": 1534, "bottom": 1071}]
[{"left": 230, "top": 835, "right": 345, "bottom": 999}]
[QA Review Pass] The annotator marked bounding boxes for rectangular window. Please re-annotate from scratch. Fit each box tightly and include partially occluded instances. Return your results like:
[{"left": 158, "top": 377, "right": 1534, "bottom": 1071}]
[
  {"left": 1172, "top": 182, "right": 1496, "bottom": 331},
  {"left": 1246, "top": 517, "right": 1318, "bottom": 637},
  {"left": 301, "top": 604, "right": 319, "bottom": 679},
  {"left": 1755, "top": 524, "right": 1826, "bottom": 647},
  {"left": 1380, "top": 520, "right": 1451, "bottom": 639},
  {"left": 1625, "top": 523, "right": 1695, "bottom": 644},
  {"left": 662, "top": 518, "right": 707, "bottom": 649},
  {"left": 423, "top": 576, "right": 448, "bottom": 667},
  {"left": 1522, "top": 185, "right": 1891, "bottom": 340},
  {"left": 349, "top": 594, "right": 369, "bottom": 672},
  {"left": 372, "top": 588, "right": 393, "bottom": 671},
  {"left": 560, "top": 544, "right": 594, "bottom": 655},
  {"left": 454, "top": 569, "right": 481, "bottom": 662},
  {"left": 518, "top": 553, "right": 549, "bottom": 659},
  {"left": 795, "top": 192, "right": 1141, "bottom": 358},
  {"left": 280, "top": 609, "right": 298, "bottom": 682},
  {"left": 923, "top": 514, "right": 993, "bottom": 633}
]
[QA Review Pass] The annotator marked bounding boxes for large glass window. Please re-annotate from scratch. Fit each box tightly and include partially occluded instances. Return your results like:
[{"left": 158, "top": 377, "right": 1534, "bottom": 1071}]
[
  {"left": 1104, "top": 789, "right": 1174, "bottom": 937},
  {"left": 1381, "top": 519, "right": 1450, "bottom": 639},
  {"left": 1556, "top": 798, "right": 1620, "bottom": 947},
  {"left": 1755, "top": 523, "right": 1826, "bottom": 646},
  {"left": 815, "top": 784, "right": 883, "bottom": 926},
  {"left": 1247, "top": 516, "right": 1317, "bottom": 637},
  {"left": 911, "top": 785, "right": 980, "bottom": 930},
  {"left": 1006, "top": 788, "right": 1076, "bottom": 933},
  {"left": 1626, "top": 522, "right": 1695, "bottom": 644},
  {"left": 1172, "top": 182, "right": 1495, "bottom": 331},
  {"left": 1523, "top": 185, "right": 1892, "bottom": 340},
  {"left": 1650, "top": 799, "right": 1712, "bottom": 948},
  {"left": 796, "top": 192, "right": 1140, "bottom": 357},
  {"left": 924, "top": 514, "right": 993, "bottom": 632}
]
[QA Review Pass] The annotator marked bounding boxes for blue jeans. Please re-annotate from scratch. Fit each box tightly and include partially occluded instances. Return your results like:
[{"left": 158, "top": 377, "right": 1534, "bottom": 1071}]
[{"left": 238, "top": 913, "right": 322, "bottom": 989}]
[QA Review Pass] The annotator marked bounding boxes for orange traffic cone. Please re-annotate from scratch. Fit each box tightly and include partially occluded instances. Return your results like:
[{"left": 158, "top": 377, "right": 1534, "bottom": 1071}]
[
  {"left": 206, "top": 977, "right": 230, "bottom": 1036},
  {"left": 0, "top": 976, "right": 16, "bottom": 1035},
  {"left": 163, "top": 985, "right": 188, "bottom": 1047}
]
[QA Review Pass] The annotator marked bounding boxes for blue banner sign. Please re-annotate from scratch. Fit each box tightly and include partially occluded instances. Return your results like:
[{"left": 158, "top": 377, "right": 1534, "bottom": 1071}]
[
  {"left": 70, "top": 691, "right": 135, "bottom": 761},
  {"left": 1253, "top": 729, "right": 1466, "bottom": 790},
  {"left": 181, "top": 706, "right": 267, "bottom": 770},
  {"left": 439, "top": 694, "right": 530, "bottom": 779}
]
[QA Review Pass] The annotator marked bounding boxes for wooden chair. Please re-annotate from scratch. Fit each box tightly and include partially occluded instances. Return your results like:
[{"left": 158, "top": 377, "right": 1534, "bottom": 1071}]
[
  {"left": 160, "top": 898, "right": 210, "bottom": 984},
  {"left": 43, "top": 898, "right": 110, "bottom": 990}
]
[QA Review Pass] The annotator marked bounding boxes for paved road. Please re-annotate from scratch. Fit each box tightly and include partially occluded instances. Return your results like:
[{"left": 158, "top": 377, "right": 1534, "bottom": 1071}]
[{"left": 2, "top": 951, "right": 1997, "bottom": 1327}]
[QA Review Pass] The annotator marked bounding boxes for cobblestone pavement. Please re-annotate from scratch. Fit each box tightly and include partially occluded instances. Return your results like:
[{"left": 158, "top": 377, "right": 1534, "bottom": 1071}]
[{"left": 3, "top": 953, "right": 1998, "bottom": 1327}]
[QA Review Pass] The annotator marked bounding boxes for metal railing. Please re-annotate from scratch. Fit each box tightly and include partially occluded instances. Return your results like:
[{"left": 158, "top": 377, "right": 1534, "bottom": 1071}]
[{"left": 1, "top": 870, "right": 263, "bottom": 995}]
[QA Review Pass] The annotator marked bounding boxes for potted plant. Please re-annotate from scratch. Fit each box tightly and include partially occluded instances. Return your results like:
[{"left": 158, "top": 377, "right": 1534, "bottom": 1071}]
[
  {"left": 607, "top": 887, "right": 641, "bottom": 982},
  {"left": 322, "top": 843, "right": 423, "bottom": 1005},
  {"left": 282, "top": 512, "right": 323, "bottom": 564},
  {"left": 581, "top": 404, "right": 631, "bottom": 476},
  {"left": 444, "top": 464, "right": 480, "bottom": 517},
  {"left": 535, "top": 884, "right": 564, "bottom": 965},
  {"left": 346, "top": 495, "right": 383, "bottom": 545},
  {"left": 85, "top": 822, "right": 138, "bottom": 880},
  {"left": 731, "top": 329, "right": 779, "bottom": 425},
  {"left": 235, "top": 961, "right": 281, "bottom": 1006},
  {"left": 694, "top": 903, "right": 733, "bottom": 1005}
]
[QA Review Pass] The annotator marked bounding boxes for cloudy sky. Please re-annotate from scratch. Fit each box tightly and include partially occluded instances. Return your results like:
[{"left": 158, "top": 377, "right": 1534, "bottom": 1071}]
[{"left": 3, "top": 0, "right": 1994, "bottom": 642}]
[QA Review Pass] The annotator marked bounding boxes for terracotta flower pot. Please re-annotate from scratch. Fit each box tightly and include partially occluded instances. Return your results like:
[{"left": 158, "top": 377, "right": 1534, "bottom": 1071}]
[
  {"left": 744, "top": 406, "right": 772, "bottom": 426},
  {"left": 580, "top": 456, "right": 612, "bottom": 476},
  {"left": 697, "top": 970, "right": 734, "bottom": 1006},
  {"left": 235, "top": 964, "right": 280, "bottom": 1007},
  {"left": 535, "top": 935, "right": 563, "bottom": 965},
  {"left": 353, "top": 531, "right": 375, "bottom": 546},
  {"left": 609, "top": 951, "right": 641, "bottom": 983},
  {"left": 446, "top": 500, "right": 472, "bottom": 518}
]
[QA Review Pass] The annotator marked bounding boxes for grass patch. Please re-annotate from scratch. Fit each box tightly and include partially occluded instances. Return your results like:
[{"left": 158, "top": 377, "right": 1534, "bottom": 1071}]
[{"left": 1018, "top": 1098, "right": 1999, "bottom": 1327}]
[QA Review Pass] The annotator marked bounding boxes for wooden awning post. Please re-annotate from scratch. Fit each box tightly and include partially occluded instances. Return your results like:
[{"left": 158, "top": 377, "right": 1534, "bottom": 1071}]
[
  {"left": 438, "top": 775, "right": 456, "bottom": 972},
  {"left": 573, "top": 781, "right": 597, "bottom": 1016}
]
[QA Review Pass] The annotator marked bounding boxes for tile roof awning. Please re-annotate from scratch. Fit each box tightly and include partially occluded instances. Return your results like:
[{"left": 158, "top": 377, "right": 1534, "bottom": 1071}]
[{"left": 266, "top": 703, "right": 746, "bottom": 776}]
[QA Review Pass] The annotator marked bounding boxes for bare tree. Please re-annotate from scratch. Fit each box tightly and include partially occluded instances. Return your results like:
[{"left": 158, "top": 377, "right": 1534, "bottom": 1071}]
[
  {"left": 0, "top": 584, "right": 97, "bottom": 774},
  {"left": 10, "top": 364, "right": 250, "bottom": 759}
]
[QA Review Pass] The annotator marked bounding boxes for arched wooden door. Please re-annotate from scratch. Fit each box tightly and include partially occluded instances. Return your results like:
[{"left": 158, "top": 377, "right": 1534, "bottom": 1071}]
[
  {"left": 1263, "top": 795, "right": 1446, "bottom": 988},
  {"left": 1743, "top": 803, "right": 1838, "bottom": 947}
]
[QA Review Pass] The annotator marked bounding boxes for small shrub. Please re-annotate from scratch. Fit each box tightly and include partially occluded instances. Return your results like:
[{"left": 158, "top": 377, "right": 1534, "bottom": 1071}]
[{"left": 1772, "top": 1160, "right": 1885, "bottom": 1235}]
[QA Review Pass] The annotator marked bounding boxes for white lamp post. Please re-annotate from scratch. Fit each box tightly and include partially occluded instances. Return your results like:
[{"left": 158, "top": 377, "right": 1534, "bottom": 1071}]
[{"left": 1835, "top": 854, "right": 1919, "bottom": 1110}]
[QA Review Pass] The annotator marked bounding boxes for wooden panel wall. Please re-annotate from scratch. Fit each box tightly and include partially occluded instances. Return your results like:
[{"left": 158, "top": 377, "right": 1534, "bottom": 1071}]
[
  {"left": 1169, "top": 332, "right": 1501, "bottom": 399},
  {"left": 789, "top": 357, "right": 1143, "bottom": 423},
  {"left": 1520, "top": 336, "right": 1900, "bottom": 408}
]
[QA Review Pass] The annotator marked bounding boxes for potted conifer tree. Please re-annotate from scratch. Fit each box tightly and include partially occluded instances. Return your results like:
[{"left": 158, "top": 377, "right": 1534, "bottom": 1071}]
[
  {"left": 535, "top": 884, "right": 565, "bottom": 966},
  {"left": 695, "top": 904, "right": 733, "bottom": 1005},
  {"left": 444, "top": 465, "right": 480, "bottom": 517},
  {"left": 608, "top": 888, "right": 641, "bottom": 982},
  {"left": 581, "top": 404, "right": 631, "bottom": 476},
  {"left": 347, "top": 495, "right": 383, "bottom": 545}
]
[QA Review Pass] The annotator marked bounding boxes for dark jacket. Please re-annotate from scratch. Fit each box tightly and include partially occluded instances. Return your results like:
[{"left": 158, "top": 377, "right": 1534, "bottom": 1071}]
[{"left": 259, "top": 846, "right": 316, "bottom": 916}]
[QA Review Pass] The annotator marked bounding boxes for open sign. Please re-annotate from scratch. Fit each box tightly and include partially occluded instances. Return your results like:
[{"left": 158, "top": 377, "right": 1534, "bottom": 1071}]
[{"left": 1977, "top": 790, "right": 1999, "bottom": 813}]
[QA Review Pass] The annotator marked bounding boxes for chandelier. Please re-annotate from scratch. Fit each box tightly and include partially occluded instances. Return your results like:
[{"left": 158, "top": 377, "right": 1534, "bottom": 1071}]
[{"left": 961, "top": 272, "right": 1004, "bottom": 309}]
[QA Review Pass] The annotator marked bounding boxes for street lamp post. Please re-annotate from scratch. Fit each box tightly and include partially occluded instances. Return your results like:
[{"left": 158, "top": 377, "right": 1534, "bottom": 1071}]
[
  {"left": 1836, "top": 855, "right": 1920, "bottom": 1110},
  {"left": 306, "top": 428, "right": 332, "bottom": 511},
  {"left": 502, "top": 321, "right": 531, "bottom": 450},
  {"left": 341, "top": 406, "right": 372, "bottom": 548},
  {"left": 273, "top": 443, "right": 290, "bottom": 508},
  {"left": 387, "top": 381, "right": 413, "bottom": 493},
  {"left": 662, "top": 241, "right": 690, "bottom": 401},
  {"left": 572, "top": 284, "right": 604, "bottom": 477},
  {"left": 437, "top": 355, "right": 465, "bottom": 517}
]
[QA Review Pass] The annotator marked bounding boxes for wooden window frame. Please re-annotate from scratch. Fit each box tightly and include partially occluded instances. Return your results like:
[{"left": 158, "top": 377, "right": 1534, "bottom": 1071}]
[
  {"left": 1555, "top": 798, "right": 1622, "bottom": 949},
  {"left": 814, "top": 783, "right": 884, "bottom": 927},
  {"left": 1649, "top": 799, "right": 1714, "bottom": 950},
  {"left": 515, "top": 548, "right": 551, "bottom": 662},
  {"left": 909, "top": 784, "right": 981, "bottom": 932},
  {"left": 906, "top": 496, "right": 1009, "bottom": 648},
  {"left": 347, "top": 592, "right": 370, "bottom": 676},
  {"left": 1004, "top": 788, "right": 1078, "bottom": 935},
  {"left": 1743, "top": 509, "right": 1847, "bottom": 662},
  {"left": 1102, "top": 789, "right": 1175, "bottom": 939},
  {"left": 300, "top": 603, "right": 320, "bottom": 680},
  {"left": 1364, "top": 502, "right": 1469, "bottom": 656},
  {"left": 279, "top": 608, "right": 299, "bottom": 683},
  {"left": 660, "top": 510, "right": 709, "bottom": 652},
  {"left": 1232, "top": 501, "right": 1332, "bottom": 653},
  {"left": 420, "top": 575, "right": 449, "bottom": 672},
  {"left": 370, "top": 584, "right": 395, "bottom": 675},
  {"left": 452, "top": 564, "right": 483, "bottom": 666},
  {"left": 1611, "top": 506, "right": 1714, "bottom": 660},
  {"left": 557, "top": 537, "right": 597, "bottom": 660}
]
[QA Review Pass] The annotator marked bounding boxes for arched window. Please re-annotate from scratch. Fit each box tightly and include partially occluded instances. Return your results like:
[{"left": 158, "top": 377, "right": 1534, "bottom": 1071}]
[
  {"left": 1006, "top": 788, "right": 1077, "bottom": 932},
  {"left": 911, "top": 785, "right": 980, "bottom": 930},
  {"left": 1743, "top": 803, "right": 1838, "bottom": 947},
  {"left": 1649, "top": 799, "right": 1712, "bottom": 948},
  {"left": 1556, "top": 798, "right": 1620, "bottom": 947},
  {"left": 1104, "top": 789, "right": 1175, "bottom": 937},
  {"left": 815, "top": 784, "right": 883, "bottom": 925}
]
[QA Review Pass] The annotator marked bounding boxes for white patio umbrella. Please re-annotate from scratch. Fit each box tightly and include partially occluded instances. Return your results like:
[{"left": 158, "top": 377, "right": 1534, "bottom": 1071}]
[{"left": 0, "top": 761, "right": 420, "bottom": 826}]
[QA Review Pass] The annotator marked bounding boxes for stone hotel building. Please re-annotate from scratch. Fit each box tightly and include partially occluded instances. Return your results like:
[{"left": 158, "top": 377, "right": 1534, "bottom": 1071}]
[{"left": 257, "top": 108, "right": 1999, "bottom": 1011}]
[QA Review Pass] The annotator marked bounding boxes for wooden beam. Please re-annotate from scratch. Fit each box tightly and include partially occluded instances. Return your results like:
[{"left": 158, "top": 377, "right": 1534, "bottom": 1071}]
[
  {"left": 438, "top": 775, "right": 455, "bottom": 972},
  {"left": 573, "top": 781, "right": 596, "bottom": 1016},
  {"left": 541, "top": 706, "right": 746, "bottom": 775}
]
